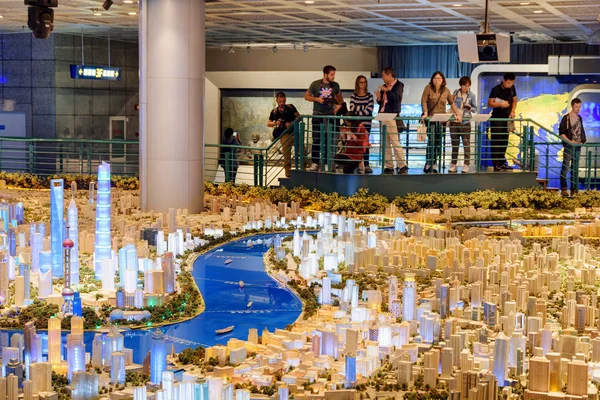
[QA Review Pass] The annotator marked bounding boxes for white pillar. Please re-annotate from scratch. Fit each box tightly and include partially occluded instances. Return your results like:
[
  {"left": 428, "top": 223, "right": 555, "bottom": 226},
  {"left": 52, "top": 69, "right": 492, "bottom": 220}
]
[{"left": 139, "top": 0, "right": 205, "bottom": 212}]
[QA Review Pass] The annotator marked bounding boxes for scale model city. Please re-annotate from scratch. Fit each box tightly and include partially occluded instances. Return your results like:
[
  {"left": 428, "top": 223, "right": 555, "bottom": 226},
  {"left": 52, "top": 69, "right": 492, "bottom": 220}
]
[{"left": 0, "top": 162, "right": 599, "bottom": 400}]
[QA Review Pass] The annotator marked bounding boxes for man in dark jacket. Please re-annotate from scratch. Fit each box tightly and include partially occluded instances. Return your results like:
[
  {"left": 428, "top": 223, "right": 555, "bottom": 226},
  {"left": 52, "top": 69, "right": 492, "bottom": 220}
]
[
  {"left": 559, "top": 97, "right": 587, "bottom": 196},
  {"left": 375, "top": 67, "right": 408, "bottom": 174}
]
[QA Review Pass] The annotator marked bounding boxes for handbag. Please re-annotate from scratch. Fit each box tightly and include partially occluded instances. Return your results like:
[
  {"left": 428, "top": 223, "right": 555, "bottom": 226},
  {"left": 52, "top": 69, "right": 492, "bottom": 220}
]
[{"left": 417, "top": 123, "right": 427, "bottom": 142}]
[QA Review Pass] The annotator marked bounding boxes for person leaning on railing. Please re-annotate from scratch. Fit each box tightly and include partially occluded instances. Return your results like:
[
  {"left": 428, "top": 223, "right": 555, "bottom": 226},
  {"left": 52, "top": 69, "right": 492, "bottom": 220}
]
[
  {"left": 268, "top": 92, "right": 300, "bottom": 178},
  {"left": 219, "top": 128, "right": 240, "bottom": 183},
  {"left": 420, "top": 71, "right": 462, "bottom": 174},
  {"left": 334, "top": 114, "right": 370, "bottom": 174},
  {"left": 449, "top": 76, "right": 477, "bottom": 174},
  {"left": 559, "top": 97, "right": 587, "bottom": 197},
  {"left": 350, "top": 75, "right": 374, "bottom": 174}
]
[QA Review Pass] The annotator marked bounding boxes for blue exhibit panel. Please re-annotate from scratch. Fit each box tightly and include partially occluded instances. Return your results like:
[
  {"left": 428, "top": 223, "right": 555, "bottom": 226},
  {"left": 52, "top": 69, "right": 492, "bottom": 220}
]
[{"left": 70, "top": 64, "right": 121, "bottom": 81}]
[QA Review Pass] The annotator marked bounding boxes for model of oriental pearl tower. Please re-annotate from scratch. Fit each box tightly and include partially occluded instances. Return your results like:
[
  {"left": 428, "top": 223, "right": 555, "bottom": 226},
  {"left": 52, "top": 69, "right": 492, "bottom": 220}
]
[{"left": 62, "top": 230, "right": 75, "bottom": 316}]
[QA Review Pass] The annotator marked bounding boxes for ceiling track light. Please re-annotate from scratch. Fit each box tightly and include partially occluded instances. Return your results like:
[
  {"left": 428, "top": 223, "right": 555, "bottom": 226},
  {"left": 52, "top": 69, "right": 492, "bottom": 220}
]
[
  {"left": 246, "top": 46, "right": 251, "bottom": 54},
  {"left": 273, "top": 46, "right": 278, "bottom": 53},
  {"left": 303, "top": 45, "right": 309, "bottom": 52},
  {"left": 229, "top": 46, "right": 235, "bottom": 54},
  {"left": 102, "top": 0, "right": 113, "bottom": 11}
]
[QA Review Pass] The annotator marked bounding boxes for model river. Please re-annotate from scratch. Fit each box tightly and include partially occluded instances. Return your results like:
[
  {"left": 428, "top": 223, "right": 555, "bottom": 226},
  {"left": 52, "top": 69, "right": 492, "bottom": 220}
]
[{"left": 1, "top": 234, "right": 303, "bottom": 365}]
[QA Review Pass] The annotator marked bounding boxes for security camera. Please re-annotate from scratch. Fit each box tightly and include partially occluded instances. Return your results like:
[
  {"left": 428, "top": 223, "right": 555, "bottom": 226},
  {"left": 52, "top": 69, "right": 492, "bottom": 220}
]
[{"left": 24, "top": 0, "right": 58, "bottom": 39}]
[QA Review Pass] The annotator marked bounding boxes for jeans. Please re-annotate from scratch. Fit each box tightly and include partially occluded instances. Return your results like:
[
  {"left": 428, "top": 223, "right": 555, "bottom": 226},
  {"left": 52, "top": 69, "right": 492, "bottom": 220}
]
[
  {"left": 279, "top": 132, "right": 293, "bottom": 177},
  {"left": 425, "top": 121, "right": 443, "bottom": 167},
  {"left": 449, "top": 123, "right": 471, "bottom": 165},
  {"left": 489, "top": 120, "right": 509, "bottom": 168},
  {"left": 560, "top": 144, "right": 580, "bottom": 191}
]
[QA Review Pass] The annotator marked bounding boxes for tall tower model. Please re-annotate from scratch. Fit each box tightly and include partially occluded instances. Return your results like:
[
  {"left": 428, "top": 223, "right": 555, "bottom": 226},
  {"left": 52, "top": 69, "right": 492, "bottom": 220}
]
[
  {"left": 62, "top": 236, "right": 75, "bottom": 316},
  {"left": 94, "top": 162, "right": 112, "bottom": 279},
  {"left": 403, "top": 273, "right": 417, "bottom": 322},
  {"left": 50, "top": 179, "right": 64, "bottom": 277},
  {"left": 150, "top": 330, "right": 167, "bottom": 385},
  {"left": 67, "top": 200, "right": 80, "bottom": 285}
]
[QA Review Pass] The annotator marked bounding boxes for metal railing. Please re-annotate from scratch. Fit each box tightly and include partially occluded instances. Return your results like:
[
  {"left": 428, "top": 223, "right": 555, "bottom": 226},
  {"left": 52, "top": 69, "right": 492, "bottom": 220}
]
[
  {"left": 205, "top": 115, "right": 600, "bottom": 191},
  {"left": 0, "top": 137, "right": 139, "bottom": 176}
]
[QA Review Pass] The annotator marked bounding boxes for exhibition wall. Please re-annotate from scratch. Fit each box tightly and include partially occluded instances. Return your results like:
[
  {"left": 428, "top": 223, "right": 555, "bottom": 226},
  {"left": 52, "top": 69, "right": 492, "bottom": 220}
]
[{"left": 0, "top": 33, "right": 138, "bottom": 140}]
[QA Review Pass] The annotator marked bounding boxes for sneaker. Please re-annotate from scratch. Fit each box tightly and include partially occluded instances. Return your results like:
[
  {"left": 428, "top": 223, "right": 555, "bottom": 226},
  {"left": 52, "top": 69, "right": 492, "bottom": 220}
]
[
  {"left": 383, "top": 168, "right": 395, "bottom": 174},
  {"left": 432, "top": 164, "right": 438, "bottom": 174},
  {"left": 561, "top": 189, "right": 569, "bottom": 197},
  {"left": 494, "top": 166, "right": 504, "bottom": 172},
  {"left": 309, "top": 163, "right": 319, "bottom": 171},
  {"left": 501, "top": 164, "right": 513, "bottom": 171},
  {"left": 397, "top": 165, "right": 409, "bottom": 175},
  {"left": 364, "top": 166, "right": 373, "bottom": 174},
  {"left": 461, "top": 165, "right": 469, "bottom": 174},
  {"left": 448, "top": 164, "right": 457, "bottom": 173},
  {"left": 423, "top": 165, "right": 431, "bottom": 174}
]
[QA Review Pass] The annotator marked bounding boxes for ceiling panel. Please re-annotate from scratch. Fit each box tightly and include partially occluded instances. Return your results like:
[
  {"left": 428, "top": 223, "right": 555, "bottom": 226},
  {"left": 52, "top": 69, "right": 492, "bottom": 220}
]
[{"left": 0, "top": 0, "right": 596, "bottom": 47}]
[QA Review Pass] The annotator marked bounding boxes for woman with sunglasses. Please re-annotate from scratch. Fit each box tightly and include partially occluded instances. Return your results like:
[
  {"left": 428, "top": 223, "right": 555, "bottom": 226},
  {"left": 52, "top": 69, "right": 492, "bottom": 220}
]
[{"left": 350, "top": 75, "right": 374, "bottom": 173}]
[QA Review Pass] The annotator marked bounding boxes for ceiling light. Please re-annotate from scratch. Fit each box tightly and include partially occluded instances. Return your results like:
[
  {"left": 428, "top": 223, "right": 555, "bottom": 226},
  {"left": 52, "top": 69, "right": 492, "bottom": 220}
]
[
  {"left": 305, "top": 0, "right": 315, "bottom": 3},
  {"left": 273, "top": 46, "right": 278, "bottom": 53},
  {"left": 533, "top": 10, "right": 543, "bottom": 13},
  {"left": 123, "top": 0, "right": 134, "bottom": 3},
  {"left": 128, "top": 12, "right": 137, "bottom": 15},
  {"left": 94, "top": 12, "right": 102, "bottom": 16},
  {"left": 102, "top": 0, "right": 113, "bottom": 10},
  {"left": 0, "top": 16, "right": 3, "bottom": 19},
  {"left": 519, "top": 2, "right": 530, "bottom": 4},
  {"left": 303, "top": 45, "right": 309, "bottom": 52},
  {"left": 453, "top": 4, "right": 462, "bottom": 6}
]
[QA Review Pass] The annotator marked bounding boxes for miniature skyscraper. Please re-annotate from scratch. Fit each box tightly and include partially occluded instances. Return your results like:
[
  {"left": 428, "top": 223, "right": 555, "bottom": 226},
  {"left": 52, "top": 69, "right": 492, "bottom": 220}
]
[
  {"left": 150, "top": 330, "right": 167, "bottom": 385},
  {"left": 62, "top": 236, "right": 75, "bottom": 316},
  {"left": 67, "top": 200, "right": 80, "bottom": 285},
  {"left": 50, "top": 179, "right": 64, "bottom": 277},
  {"left": 403, "top": 273, "right": 417, "bottom": 322},
  {"left": 94, "top": 162, "right": 111, "bottom": 279}
]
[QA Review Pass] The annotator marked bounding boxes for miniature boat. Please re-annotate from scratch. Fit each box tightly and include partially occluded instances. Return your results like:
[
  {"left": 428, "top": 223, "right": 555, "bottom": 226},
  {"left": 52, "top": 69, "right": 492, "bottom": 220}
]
[
  {"left": 247, "top": 301, "right": 253, "bottom": 308},
  {"left": 239, "top": 280, "right": 245, "bottom": 288},
  {"left": 215, "top": 326, "right": 234, "bottom": 334},
  {"left": 224, "top": 259, "right": 233, "bottom": 265}
]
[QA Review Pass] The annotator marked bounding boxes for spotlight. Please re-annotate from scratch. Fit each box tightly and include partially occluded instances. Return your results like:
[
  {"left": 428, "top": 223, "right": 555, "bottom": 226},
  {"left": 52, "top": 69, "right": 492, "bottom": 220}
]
[
  {"left": 25, "top": 0, "right": 58, "bottom": 39},
  {"left": 246, "top": 46, "right": 251, "bottom": 54},
  {"left": 229, "top": 46, "right": 235, "bottom": 54},
  {"left": 102, "top": 0, "right": 113, "bottom": 10},
  {"left": 273, "top": 46, "right": 278, "bottom": 53},
  {"left": 303, "top": 45, "right": 309, "bottom": 52}
]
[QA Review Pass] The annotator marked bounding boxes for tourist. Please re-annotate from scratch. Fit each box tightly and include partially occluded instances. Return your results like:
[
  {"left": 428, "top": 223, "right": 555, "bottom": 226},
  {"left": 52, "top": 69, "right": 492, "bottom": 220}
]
[
  {"left": 421, "top": 71, "right": 462, "bottom": 174},
  {"left": 375, "top": 67, "right": 408, "bottom": 175},
  {"left": 488, "top": 72, "right": 518, "bottom": 172},
  {"left": 350, "top": 75, "right": 374, "bottom": 174},
  {"left": 335, "top": 114, "right": 370, "bottom": 174},
  {"left": 219, "top": 128, "right": 240, "bottom": 183},
  {"left": 559, "top": 97, "right": 587, "bottom": 196},
  {"left": 305, "top": 65, "right": 344, "bottom": 171},
  {"left": 268, "top": 92, "right": 300, "bottom": 178},
  {"left": 449, "top": 76, "right": 477, "bottom": 173}
]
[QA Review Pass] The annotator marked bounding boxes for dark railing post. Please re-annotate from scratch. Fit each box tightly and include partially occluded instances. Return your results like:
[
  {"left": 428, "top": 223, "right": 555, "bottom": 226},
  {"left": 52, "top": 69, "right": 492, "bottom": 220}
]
[
  {"left": 87, "top": 143, "right": 93, "bottom": 174},
  {"left": 79, "top": 143, "right": 84, "bottom": 174},
  {"left": 298, "top": 121, "right": 305, "bottom": 170},
  {"left": 294, "top": 120, "right": 300, "bottom": 170},
  {"left": 327, "top": 121, "right": 334, "bottom": 172},
  {"left": 586, "top": 149, "right": 592, "bottom": 191},
  {"left": 381, "top": 123, "right": 387, "bottom": 171},
  {"left": 521, "top": 124, "right": 528, "bottom": 170},
  {"left": 225, "top": 152, "right": 232, "bottom": 183},
  {"left": 259, "top": 153, "right": 264, "bottom": 187},
  {"left": 320, "top": 122, "right": 326, "bottom": 172},
  {"left": 475, "top": 124, "right": 481, "bottom": 172},
  {"left": 529, "top": 127, "right": 535, "bottom": 172},
  {"left": 404, "top": 120, "right": 410, "bottom": 164},
  {"left": 28, "top": 143, "right": 34, "bottom": 174}
]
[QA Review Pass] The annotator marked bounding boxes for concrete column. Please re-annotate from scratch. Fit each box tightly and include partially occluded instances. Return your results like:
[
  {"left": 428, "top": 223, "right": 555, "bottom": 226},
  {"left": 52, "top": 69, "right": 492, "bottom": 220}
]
[{"left": 139, "top": 0, "right": 205, "bottom": 212}]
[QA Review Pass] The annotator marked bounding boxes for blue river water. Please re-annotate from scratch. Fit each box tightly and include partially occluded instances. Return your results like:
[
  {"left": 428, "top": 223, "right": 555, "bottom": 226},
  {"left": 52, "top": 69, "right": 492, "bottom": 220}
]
[{"left": 1, "top": 234, "right": 302, "bottom": 365}]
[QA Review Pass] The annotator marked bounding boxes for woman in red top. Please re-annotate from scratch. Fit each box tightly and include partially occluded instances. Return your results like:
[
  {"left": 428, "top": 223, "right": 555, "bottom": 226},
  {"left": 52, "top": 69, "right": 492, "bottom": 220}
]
[{"left": 335, "top": 115, "right": 370, "bottom": 174}]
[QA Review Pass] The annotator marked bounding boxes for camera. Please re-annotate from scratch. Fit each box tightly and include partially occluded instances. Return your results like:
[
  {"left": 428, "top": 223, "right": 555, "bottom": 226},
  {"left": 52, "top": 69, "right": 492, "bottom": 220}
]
[{"left": 25, "top": 0, "right": 58, "bottom": 39}]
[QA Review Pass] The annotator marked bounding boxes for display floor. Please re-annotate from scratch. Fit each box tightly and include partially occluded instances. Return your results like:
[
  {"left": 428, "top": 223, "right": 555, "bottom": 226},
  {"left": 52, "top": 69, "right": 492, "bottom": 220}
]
[{"left": 0, "top": 234, "right": 302, "bottom": 364}]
